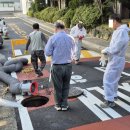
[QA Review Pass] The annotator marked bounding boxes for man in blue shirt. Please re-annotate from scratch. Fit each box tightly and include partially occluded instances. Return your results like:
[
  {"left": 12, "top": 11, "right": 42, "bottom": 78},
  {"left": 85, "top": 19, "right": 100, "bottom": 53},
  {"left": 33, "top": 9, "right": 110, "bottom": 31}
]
[{"left": 45, "top": 20, "right": 75, "bottom": 111}]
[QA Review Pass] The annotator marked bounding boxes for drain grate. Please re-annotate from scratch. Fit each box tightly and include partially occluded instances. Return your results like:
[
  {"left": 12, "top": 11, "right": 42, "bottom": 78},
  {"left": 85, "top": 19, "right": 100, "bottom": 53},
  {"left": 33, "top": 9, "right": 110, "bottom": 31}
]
[{"left": 21, "top": 96, "right": 49, "bottom": 107}]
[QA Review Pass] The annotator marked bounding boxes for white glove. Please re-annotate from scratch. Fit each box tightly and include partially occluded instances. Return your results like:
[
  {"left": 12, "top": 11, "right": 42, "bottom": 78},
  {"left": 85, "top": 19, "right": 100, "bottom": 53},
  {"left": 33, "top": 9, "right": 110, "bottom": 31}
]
[
  {"left": 99, "top": 54, "right": 108, "bottom": 67},
  {"left": 101, "top": 49, "right": 107, "bottom": 54}
]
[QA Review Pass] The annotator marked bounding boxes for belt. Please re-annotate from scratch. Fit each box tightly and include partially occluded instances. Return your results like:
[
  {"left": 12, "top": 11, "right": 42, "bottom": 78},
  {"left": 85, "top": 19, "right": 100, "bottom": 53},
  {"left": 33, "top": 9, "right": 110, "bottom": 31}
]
[{"left": 53, "top": 63, "right": 71, "bottom": 65}]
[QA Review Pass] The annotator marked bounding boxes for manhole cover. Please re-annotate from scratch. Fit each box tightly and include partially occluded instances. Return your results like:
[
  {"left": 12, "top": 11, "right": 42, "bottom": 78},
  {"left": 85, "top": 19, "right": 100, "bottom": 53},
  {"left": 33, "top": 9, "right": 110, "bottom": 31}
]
[
  {"left": 21, "top": 96, "right": 49, "bottom": 107},
  {"left": 68, "top": 87, "right": 83, "bottom": 99}
]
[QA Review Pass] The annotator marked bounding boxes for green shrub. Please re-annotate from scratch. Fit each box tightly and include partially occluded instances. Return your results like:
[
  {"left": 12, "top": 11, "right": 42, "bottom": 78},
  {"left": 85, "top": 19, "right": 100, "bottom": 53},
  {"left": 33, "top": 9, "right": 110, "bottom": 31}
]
[
  {"left": 52, "top": 9, "right": 68, "bottom": 23},
  {"left": 34, "top": 12, "right": 41, "bottom": 19},
  {"left": 40, "top": 7, "right": 58, "bottom": 22},
  {"left": 60, "top": 9, "right": 75, "bottom": 28},
  {"left": 71, "top": 4, "right": 101, "bottom": 29},
  {"left": 71, "top": 6, "right": 86, "bottom": 26},
  {"left": 27, "top": 10, "right": 34, "bottom": 17},
  {"left": 96, "top": 24, "right": 113, "bottom": 40},
  {"left": 69, "top": 0, "right": 79, "bottom": 9}
]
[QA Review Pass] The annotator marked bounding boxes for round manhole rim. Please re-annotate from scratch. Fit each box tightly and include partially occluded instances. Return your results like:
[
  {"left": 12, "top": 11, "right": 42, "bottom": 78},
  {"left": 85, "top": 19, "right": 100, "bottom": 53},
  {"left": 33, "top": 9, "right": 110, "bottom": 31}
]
[{"left": 21, "top": 95, "right": 49, "bottom": 108}]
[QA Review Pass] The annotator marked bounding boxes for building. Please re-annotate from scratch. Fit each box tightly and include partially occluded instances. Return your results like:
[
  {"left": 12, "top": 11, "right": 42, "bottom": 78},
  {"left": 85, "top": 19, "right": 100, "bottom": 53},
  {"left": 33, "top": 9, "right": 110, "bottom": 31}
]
[
  {"left": 0, "top": 0, "right": 21, "bottom": 12},
  {"left": 20, "top": 0, "right": 32, "bottom": 14}
]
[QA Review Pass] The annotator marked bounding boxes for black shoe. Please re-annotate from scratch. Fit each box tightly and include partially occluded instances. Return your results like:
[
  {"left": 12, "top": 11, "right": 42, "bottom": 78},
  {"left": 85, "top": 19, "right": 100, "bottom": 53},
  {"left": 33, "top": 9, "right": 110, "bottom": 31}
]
[
  {"left": 114, "top": 97, "right": 118, "bottom": 101},
  {"left": 35, "top": 70, "right": 43, "bottom": 77},
  {"left": 100, "top": 100, "right": 115, "bottom": 108}
]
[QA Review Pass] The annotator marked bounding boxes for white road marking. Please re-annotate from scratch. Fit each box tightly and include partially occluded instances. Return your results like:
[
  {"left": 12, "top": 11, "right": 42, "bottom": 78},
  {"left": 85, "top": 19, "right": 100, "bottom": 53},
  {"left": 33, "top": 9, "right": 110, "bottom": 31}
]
[
  {"left": 119, "top": 83, "right": 130, "bottom": 92},
  {"left": 94, "top": 67, "right": 105, "bottom": 72},
  {"left": 94, "top": 67, "right": 130, "bottom": 77},
  {"left": 85, "top": 89, "right": 121, "bottom": 119},
  {"left": 14, "top": 49, "right": 23, "bottom": 56},
  {"left": 78, "top": 95, "right": 111, "bottom": 121},
  {"left": 9, "top": 57, "right": 34, "bottom": 130},
  {"left": 94, "top": 87, "right": 130, "bottom": 113},
  {"left": 20, "top": 18, "right": 53, "bottom": 36},
  {"left": 122, "top": 72, "right": 130, "bottom": 76},
  {"left": 87, "top": 51, "right": 100, "bottom": 57}
]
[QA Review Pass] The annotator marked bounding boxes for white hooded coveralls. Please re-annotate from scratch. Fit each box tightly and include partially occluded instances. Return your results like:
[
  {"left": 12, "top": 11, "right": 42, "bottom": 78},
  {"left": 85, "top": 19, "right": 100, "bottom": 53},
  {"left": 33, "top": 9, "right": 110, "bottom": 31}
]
[
  {"left": 103, "top": 24, "right": 129, "bottom": 101},
  {"left": 70, "top": 25, "right": 86, "bottom": 60}
]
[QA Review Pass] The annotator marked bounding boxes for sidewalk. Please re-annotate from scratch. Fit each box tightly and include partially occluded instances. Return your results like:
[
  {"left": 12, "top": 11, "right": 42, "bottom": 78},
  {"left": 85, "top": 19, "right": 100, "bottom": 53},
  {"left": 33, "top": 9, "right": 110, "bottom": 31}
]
[{"left": 14, "top": 13, "right": 130, "bottom": 61}]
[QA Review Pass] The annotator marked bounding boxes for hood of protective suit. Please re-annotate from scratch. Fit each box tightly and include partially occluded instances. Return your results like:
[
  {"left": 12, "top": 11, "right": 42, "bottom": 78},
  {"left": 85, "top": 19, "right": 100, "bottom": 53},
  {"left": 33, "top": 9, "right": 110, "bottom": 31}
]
[{"left": 117, "top": 24, "right": 130, "bottom": 32}]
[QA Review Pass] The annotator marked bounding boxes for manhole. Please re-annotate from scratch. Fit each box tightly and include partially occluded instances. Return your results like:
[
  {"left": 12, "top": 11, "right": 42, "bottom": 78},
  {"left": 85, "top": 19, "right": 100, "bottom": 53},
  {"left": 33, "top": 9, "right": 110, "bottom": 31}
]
[
  {"left": 21, "top": 96, "right": 49, "bottom": 107},
  {"left": 68, "top": 87, "right": 83, "bottom": 99}
]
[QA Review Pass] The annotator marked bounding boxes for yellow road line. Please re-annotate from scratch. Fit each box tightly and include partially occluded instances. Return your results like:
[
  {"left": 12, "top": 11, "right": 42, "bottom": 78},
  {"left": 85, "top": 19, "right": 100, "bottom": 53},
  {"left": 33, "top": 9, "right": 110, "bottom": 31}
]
[{"left": 81, "top": 50, "right": 93, "bottom": 58}]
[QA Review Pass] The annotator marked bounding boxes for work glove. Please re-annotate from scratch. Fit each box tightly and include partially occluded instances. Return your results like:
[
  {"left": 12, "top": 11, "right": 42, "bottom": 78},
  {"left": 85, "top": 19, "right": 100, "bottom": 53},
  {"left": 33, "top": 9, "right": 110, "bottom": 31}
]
[
  {"left": 99, "top": 53, "right": 108, "bottom": 67},
  {"left": 24, "top": 50, "right": 29, "bottom": 55},
  {"left": 78, "top": 35, "right": 84, "bottom": 40}
]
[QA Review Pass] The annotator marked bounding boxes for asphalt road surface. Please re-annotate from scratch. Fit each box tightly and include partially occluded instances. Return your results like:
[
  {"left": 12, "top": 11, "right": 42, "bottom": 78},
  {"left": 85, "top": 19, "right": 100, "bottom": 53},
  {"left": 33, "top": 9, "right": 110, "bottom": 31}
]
[{"left": 1, "top": 14, "right": 130, "bottom": 130}]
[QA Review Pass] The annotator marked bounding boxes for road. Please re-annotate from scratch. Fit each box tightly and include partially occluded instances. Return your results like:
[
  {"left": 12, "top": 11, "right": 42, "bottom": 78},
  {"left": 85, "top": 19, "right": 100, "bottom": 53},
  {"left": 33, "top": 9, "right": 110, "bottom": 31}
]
[{"left": 1, "top": 14, "right": 130, "bottom": 130}]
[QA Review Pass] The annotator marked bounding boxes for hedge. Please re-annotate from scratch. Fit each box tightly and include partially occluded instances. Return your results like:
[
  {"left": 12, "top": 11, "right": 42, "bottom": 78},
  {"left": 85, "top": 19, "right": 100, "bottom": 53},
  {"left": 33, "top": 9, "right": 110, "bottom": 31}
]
[
  {"left": 60, "top": 9, "right": 75, "bottom": 28},
  {"left": 52, "top": 9, "right": 68, "bottom": 23},
  {"left": 39, "top": 7, "right": 58, "bottom": 22},
  {"left": 71, "top": 4, "right": 101, "bottom": 29}
]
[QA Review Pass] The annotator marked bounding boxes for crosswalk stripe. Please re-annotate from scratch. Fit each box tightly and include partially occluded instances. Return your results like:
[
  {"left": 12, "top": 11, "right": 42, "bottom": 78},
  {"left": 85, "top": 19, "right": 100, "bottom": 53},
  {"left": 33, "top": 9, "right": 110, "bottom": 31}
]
[
  {"left": 94, "top": 87, "right": 130, "bottom": 113},
  {"left": 95, "top": 67, "right": 130, "bottom": 77},
  {"left": 120, "top": 83, "right": 130, "bottom": 92},
  {"left": 79, "top": 89, "right": 121, "bottom": 119},
  {"left": 78, "top": 95, "right": 111, "bottom": 121}
]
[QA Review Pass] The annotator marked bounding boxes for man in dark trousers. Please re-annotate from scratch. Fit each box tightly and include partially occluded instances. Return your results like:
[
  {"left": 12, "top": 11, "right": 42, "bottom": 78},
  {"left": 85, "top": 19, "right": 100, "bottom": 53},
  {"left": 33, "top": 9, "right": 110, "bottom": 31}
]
[
  {"left": 45, "top": 20, "right": 75, "bottom": 111},
  {"left": 25, "top": 23, "right": 47, "bottom": 77}
]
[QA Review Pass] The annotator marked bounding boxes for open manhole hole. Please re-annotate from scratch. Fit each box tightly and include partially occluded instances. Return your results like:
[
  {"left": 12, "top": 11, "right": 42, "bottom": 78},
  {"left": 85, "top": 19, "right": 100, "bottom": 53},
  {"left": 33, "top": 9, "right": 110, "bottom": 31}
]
[{"left": 21, "top": 96, "right": 49, "bottom": 107}]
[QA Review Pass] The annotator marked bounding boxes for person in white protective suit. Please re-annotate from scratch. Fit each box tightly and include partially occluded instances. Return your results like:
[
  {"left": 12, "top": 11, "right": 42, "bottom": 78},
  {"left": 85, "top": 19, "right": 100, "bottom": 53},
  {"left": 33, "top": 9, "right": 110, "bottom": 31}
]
[
  {"left": 100, "top": 14, "right": 130, "bottom": 108},
  {"left": 2, "top": 22, "right": 8, "bottom": 36},
  {"left": 70, "top": 21, "right": 86, "bottom": 64}
]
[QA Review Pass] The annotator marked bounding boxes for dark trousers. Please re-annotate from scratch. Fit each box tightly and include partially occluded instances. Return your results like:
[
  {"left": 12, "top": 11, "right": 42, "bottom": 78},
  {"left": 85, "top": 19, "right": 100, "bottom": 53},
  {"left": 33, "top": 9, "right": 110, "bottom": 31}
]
[
  {"left": 51, "top": 64, "right": 72, "bottom": 107},
  {"left": 31, "top": 50, "right": 46, "bottom": 74}
]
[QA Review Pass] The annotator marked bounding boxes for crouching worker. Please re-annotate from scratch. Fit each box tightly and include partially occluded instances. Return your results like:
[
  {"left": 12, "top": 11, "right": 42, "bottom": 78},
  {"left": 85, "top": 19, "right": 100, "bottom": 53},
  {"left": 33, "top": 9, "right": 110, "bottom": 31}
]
[
  {"left": 25, "top": 23, "right": 47, "bottom": 77},
  {"left": 100, "top": 14, "right": 129, "bottom": 108},
  {"left": 45, "top": 20, "right": 75, "bottom": 111},
  {"left": 70, "top": 21, "right": 86, "bottom": 64}
]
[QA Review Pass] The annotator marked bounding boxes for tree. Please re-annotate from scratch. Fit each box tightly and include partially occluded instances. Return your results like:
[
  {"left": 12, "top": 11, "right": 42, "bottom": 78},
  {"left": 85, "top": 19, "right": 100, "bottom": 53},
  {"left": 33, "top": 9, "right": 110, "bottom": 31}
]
[
  {"left": 94, "top": 0, "right": 113, "bottom": 22},
  {"left": 35, "top": 0, "right": 46, "bottom": 12}
]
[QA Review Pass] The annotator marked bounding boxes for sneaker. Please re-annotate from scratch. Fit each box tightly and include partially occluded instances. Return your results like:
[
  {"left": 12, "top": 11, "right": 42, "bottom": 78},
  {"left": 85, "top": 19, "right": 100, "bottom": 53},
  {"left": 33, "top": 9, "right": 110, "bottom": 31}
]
[
  {"left": 61, "top": 106, "right": 69, "bottom": 111},
  {"left": 54, "top": 106, "right": 62, "bottom": 111},
  {"left": 100, "top": 100, "right": 115, "bottom": 108}
]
